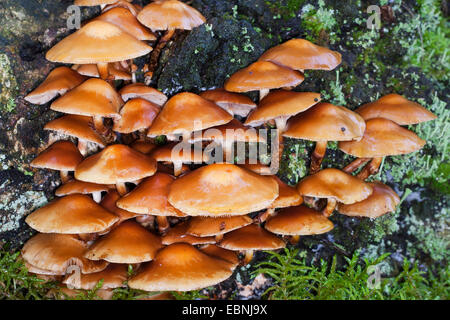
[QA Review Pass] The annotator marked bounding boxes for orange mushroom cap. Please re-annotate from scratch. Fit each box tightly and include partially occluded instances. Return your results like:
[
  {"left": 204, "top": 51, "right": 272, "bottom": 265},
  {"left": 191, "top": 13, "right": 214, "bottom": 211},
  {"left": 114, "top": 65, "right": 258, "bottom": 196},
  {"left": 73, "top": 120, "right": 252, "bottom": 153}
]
[
  {"left": 150, "top": 142, "right": 207, "bottom": 164},
  {"left": 168, "top": 164, "right": 279, "bottom": 216},
  {"left": 100, "top": 190, "right": 139, "bottom": 224},
  {"left": 224, "top": 61, "right": 304, "bottom": 93},
  {"left": 63, "top": 263, "right": 128, "bottom": 290},
  {"left": 200, "top": 88, "right": 257, "bottom": 117},
  {"left": 161, "top": 221, "right": 216, "bottom": 246},
  {"left": 55, "top": 179, "right": 109, "bottom": 197},
  {"left": 119, "top": 83, "right": 168, "bottom": 107},
  {"left": 75, "top": 144, "right": 157, "bottom": 184},
  {"left": 46, "top": 20, "right": 152, "bottom": 64},
  {"left": 130, "top": 140, "right": 158, "bottom": 155},
  {"left": 75, "top": 0, "right": 132, "bottom": 6},
  {"left": 31, "top": 141, "right": 83, "bottom": 171},
  {"left": 24, "top": 67, "right": 85, "bottom": 105},
  {"left": 113, "top": 98, "right": 160, "bottom": 134},
  {"left": 200, "top": 244, "right": 239, "bottom": 269},
  {"left": 186, "top": 216, "right": 253, "bottom": 237},
  {"left": 338, "top": 118, "right": 426, "bottom": 158},
  {"left": 218, "top": 224, "right": 285, "bottom": 251},
  {"left": 259, "top": 39, "right": 342, "bottom": 71},
  {"left": 270, "top": 176, "right": 303, "bottom": 209},
  {"left": 73, "top": 63, "right": 132, "bottom": 81},
  {"left": 355, "top": 94, "right": 437, "bottom": 125},
  {"left": 137, "top": 0, "right": 206, "bottom": 31}
]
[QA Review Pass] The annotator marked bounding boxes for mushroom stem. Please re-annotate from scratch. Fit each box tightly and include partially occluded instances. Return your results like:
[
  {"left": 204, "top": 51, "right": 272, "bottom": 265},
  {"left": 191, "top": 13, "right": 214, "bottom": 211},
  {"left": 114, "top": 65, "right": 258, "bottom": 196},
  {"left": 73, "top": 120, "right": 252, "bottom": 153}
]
[
  {"left": 357, "top": 157, "right": 383, "bottom": 180},
  {"left": 138, "top": 129, "right": 147, "bottom": 142},
  {"left": 290, "top": 235, "right": 300, "bottom": 244},
  {"left": 173, "top": 161, "right": 183, "bottom": 177},
  {"left": 93, "top": 116, "right": 107, "bottom": 135},
  {"left": 156, "top": 216, "right": 170, "bottom": 234},
  {"left": 215, "top": 234, "right": 223, "bottom": 242},
  {"left": 148, "top": 29, "right": 176, "bottom": 80},
  {"left": 116, "top": 182, "right": 128, "bottom": 196},
  {"left": 92, "top": 192, "right": 102, "bottom": 203},
  {"left": 256, "top": 208, "right": 275, "bottom": 224},
  {"left": 310, "top": 141, "right": 328, "bottom": 174},
  {"left": 322, "top": 198, "right": 337, "bottom": 217},
  {"left": 60, "top": 170, "right": 70, "bottom": 184},
  {"left": 259, "top": 89, "right": 270, "bottom": 101},
  {"left": 97, "top": 62, "right": 110, "bottom": 80},
  {"left": 243, "top": 250, "right": 254, "bottom": 265},
  {"left": 343, "top": 157, "right": 371, "bottom": 174},
  {"left": 130, "top": 60, "right": 137, "bottom": 84},
  {"left": 77, "top": 139, "right": 88, "bottom": 157}
]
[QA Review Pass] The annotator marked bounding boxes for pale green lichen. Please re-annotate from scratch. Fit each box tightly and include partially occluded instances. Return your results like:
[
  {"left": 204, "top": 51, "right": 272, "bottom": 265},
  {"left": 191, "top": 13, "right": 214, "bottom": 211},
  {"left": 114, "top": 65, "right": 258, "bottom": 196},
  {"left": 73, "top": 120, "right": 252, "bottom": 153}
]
[
  {"left": 301, "top": 0, "right": 338, "bottom": 43},
  {"left": 0, "top": 54, "right": 18, "bottom": 113}
]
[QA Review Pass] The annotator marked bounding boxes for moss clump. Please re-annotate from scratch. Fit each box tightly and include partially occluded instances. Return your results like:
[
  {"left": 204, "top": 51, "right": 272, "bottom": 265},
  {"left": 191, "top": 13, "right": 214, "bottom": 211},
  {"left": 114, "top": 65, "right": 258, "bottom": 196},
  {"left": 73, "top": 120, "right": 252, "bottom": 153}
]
[{"left": 301, "top": 0, "right": 338, "bottom": 43}]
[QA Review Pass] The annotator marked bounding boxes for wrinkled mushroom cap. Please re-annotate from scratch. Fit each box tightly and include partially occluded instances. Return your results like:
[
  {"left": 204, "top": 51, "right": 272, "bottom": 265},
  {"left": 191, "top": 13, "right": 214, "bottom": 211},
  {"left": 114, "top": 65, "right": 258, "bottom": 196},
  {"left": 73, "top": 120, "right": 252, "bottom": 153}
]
[
  {"left": 283, "top": 102, "right": 366, "bottom": 142},
  {"left": 128, "top": 243, "right": 233, "bottom": 291},
  {"left": 137, "top": 0, "right": 206, "bottom": 31},
  {"left": 355, "top": 94, "right": 437, "bottom": 125},
  {"left": 113, "top": 98, "right": 160, "bottom": 133},
  {"left": 162, "top": 222, "right": 216, "bottom": 245},
  {"left": 168, "top": 164, "right": 279, "bottom": 216},
  {"left": 84, "top": 221, "right": 162, "bottom": 263},
  {"left": 46, "top": 20, "right": 152, "bottom": 64},
  {"left": 24, "top": 67, "right": 85, "bottom": 105},
  {"left": 245, "top": 90, "right": 321, "bottom": 127},
  {"left": 31, "top": 141, "right": 83, "bottom": 171},
  {"left": 224, "top": 61, "right": 304, "bottom": 93},
  {"left": 44, "top": 115, "right": 106, "bottom": 147},
  {"left": 148, "top": 92, "right": 233, "bottom": 138},
  {"left": 50, "top": 78, "right": 123, "bottom": 119},
  {"left": 75, "top": 144, "right": 157, "bottom": 184},
  {"left": 116, "top": 173, "right": 185, "bottom": 216},
  {"left": 119, "top": 83, "right": 168, "bottom": 106},
  {"left": 21, "top": 233, "right": 108, "bottom": 274},
  {"left": 218, "top": 224, "right": 285, "bottom": 251},
  {"left": 200, "top": 88, "right": 257, "bottom": 117},
  {"left": 337, "top": 181, "right": 400, "bottom": 218},
  {"left": 270, "top": 176, "right": 303, "bottom": 209},
  {"left": 187, "top": 216, "right": 253, "bottom": 237},
  {"left": 265, "top": 205, "right": 334, "bottom": 236},
  {"left": 339, "top": 118, "right": 426, "bottom": 157},
  {"left": 297, "top": 168, "right": 373, "bottom": 204},
  {"left": 63, "top": 263, "right": 128, "bottom": 290},
  {"left": 259, "top": 38, "right": 342, "bottom": 71}
]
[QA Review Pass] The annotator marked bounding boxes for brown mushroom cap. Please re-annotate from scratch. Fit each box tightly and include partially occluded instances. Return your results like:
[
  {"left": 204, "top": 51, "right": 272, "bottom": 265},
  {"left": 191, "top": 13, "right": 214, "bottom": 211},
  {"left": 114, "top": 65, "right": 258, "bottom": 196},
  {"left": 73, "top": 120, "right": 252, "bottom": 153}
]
[
  {"left": 100, "top": 190, "right": 139, "bottom": 223},
  {"left": 24, "top": 67, "right": 85, "bottom": 105},
  {"left": 55, "top": 180, "right": 109, "bottom": 197},
  {"left": 186, "top": 216, "right": 253, "bottom": 237},
  {"left": 119, "top": 83, "right": 168, "bottom": 106},
  {"left": 245, "top": 90, "right": 321, "bottom": 127},
  {"left": 150, "top": 142, "right": 207, "bottom": 164},
  {"left": 259, "top": 38, "right": 342, "bottom": 71},
  {"left": 46, "top": 20, "right": 152, "bottom": 64},
  {"left": 84, "top": 221, "right": 162, "bottom": 263},
  {"left": 297, "top": 168, "right": 373, "bottom": 204},
  {"left": 116, "top": 173, "right": 185, "bottom": 216},
  {"left": 200, "top": 244, "right": 239, "bottom": 269},
  {"left": 168, "top": 164, "right": 279, "bottom": 216},
  {"left": 73, "top": 63, "right": 132, "bottom": 80},
  {"left": 270, "top": 176, "right": 303, "bottom": 209},
  {"left": 137, "top": 0, "right": 206, "bottom": 31},
  {"left": 75, "top": 0, "right": 132, "bottom": 6},
  {"left": 21, "top": 233, "right": 108, "bottom": 274},
  {"left": 355, "top": 94, "right": 437, "bottom": 125},
  {"left": 283, "top": 102, "right": 366, "bottom": 142},
  {"left": 265, "top": 205, "right": 334, "bottom": 236},
  {"left": 44, "top": 115, "right": 106, "bottom": 147},
  {"left": 338, "top": 118, "right": 426, "bottom": 158},
  {"left": 128, "top": 243, "right": 233, "bottom": 291},
  {"left": 337, "top": 181, "right": 400, "bottom": 218},
  {"left": 50, "top": 78, "right": 123, "bottom": 119},
  {"left": 162, "top": 222, "right": 216, "bottom": 245},
  {"left": 31, "top": 141, "right": 83, "bottom": 171},
  {"left": 239, "top": 161, "right": 273, "bottom": 175},
  {"left": 92, "top": 7, "right": 156, "bottom": 41},
  {"left": 25, "top": 194, "right": 119, "bottom": 234},
  {"left": 199, "top": 88, "right": 257, "bottom": 117},
  {"left": 218, "top": 224, "right": 285, "bottom": 251},
  {"left": 224, "top": 61, "right": 304, "bottom": 93},
  {"left": 131, "top": 140, "right": 158, "bottom": 154},
  {"left": 112, "top": 98, "right": 160, "bottom": 133},
  {"left": 75, "top": 144, "right": 157, "bottom": 184},
  {"left": 63, "top": 263, "right": 128, "bottom": 290},
  {"left": 147, "top": 92, "right": 233, "bottom": 138}
]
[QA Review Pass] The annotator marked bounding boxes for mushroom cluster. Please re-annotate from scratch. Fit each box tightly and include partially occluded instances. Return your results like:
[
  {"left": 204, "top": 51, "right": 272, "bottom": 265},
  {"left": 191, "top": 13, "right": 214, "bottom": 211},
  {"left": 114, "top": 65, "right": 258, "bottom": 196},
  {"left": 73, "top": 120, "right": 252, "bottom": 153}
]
[{"left": 20, "top": 1, "right": 436, "bottom": 298}]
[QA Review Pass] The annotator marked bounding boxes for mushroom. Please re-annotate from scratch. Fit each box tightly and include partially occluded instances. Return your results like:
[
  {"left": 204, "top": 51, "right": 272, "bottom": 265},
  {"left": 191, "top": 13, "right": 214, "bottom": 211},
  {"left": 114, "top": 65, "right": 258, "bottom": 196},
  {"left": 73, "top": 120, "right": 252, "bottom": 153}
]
[
  {"left": 265, "top": 205, "right": 334, "bottom": 244},
  {"left": 50, "top": 78, "right": 123, "bottom": 135},
  {"left": 168, "top": 163, "right": 279, "bottom": 216},
  {"left": 130, "top": 140, "right": 158, "bottom": 154},
  {"left": 259, "top": 38, "right": 342, "bottom": 72},
  {"left": 116, "top": 173, "right": 186, "bottom": 233},
  {"left": 199, "top": 88, "right": 257, "bottom": 117},
  {"left": 75, "top": 144, "right": 157, "bottom": 195},
  {"left": 24, "top": 67, "right": 85, "bottom": 105},
  {"left": 21, "top": 233, "right": 108, "bottom": 275},
  {"left": 84, "top": 221, "right": 162, "bottom": 264},
  {"left": 63, "top": 263, "right": 128, "bottom": 290},
  {"left": 147, "top": 92, "right": 233, "bottom": 141},
  {"left": 199, "top": 244, "right": 240, "bottom": 270},
  {"left": 137, "top": 0, "right": 206, "bottom": 78},
  {"left": 112, "top": 98, "right": 160, "bottom": 140},
  {"left": 217, "top": 224, "right": 286, "bottom": 265},
  {"left": 74, "top": 0, "right": 133, "bottom": 8},
  {"left": 224, "top": 61, "right": 305, "bottom": 100},
  {"left": 128, "top": 243, "right": 234, "bottom": 291},
  {"left": 30, "top": 140, "right": 83, "bottom": 183},
  {"left": 339, "top": 118, "right": 426, "bottom": 179},
  {"left": 72, "top": 62, "right": 133, "bottom": 81},
  {"left": 296, "top": 168, "right": 373, "bottom": 217},
  {"left": 46, "top": 20, "right": 152, "bottom": 80},
  {"left": 100, "top": 190, "right": 139, "bottom": 232},
  {"left": 337, "top": 181, "right": 400, "bottom": 218},
  {"left": 25, "top": 194, "right": 119, "bottom": 234},
  {"left": 355, "top": 93, "right": 437, "bottom": 125},
  {"left": 186, "top": 216, "right": 253, "bottom": 242},
  {"left": 119, "top": 83, "right": 168, "bottom": 107},
  {"left": 44, "top": 115, "right": 106, "bottom": 156},
  {"left": 161, "top": 221, "right": 216, "bottom": 245},
  {"left": 55, "top": 179, "right": 110, "bottom": 202},
  {"left": 102, "top": 0, "right": 142, "bottom": 16},
  {"left": 283, "top": 102, "right": 366, "bottom": 174}
]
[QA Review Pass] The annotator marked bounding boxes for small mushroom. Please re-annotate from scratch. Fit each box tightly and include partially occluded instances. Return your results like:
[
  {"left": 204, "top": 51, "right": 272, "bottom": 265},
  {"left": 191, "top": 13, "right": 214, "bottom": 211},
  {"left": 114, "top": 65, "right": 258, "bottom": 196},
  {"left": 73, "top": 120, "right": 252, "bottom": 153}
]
[
  {"left": 130, "top": 140, "right": 158, "bottom": 154},
  {"left": 199, "top": 244, "right": 240, "bottom": 270},
  {"left": 55, "top": 179, "right": 109, "bottom": 203},
  {"left": 100, "top": 190, "right": 139, "bottom": 233},
  {"left": 62, "top": 263, "right": 128, "bottom": 290},
  {"left": 161, "top": 221, "right": 216, "bottom": 245},
  {"left": 72, "top": 62, "right": 133, "bottom": 81},
  {"left": 186, "top": 216, "right": 253, "bottom": 242},
  {"left": 119, "top": 83, "right": 168, "bottom": 106},
  {"left": 200, "top": 88, "right": 257, "bottom": 117}
]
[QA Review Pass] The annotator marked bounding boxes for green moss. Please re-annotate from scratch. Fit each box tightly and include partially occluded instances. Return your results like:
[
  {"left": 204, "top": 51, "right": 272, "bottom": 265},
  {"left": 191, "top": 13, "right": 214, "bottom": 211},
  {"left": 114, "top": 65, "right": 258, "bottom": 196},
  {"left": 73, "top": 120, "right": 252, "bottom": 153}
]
[
  {"left": 278, "top": 139, "right": 310, "bottom": 184},
  {"left": 301, "top": 0, "right": 338, "bottom": 43},
  {"left": 265, "top": 0, "right": 305, "bottom": 20}
]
